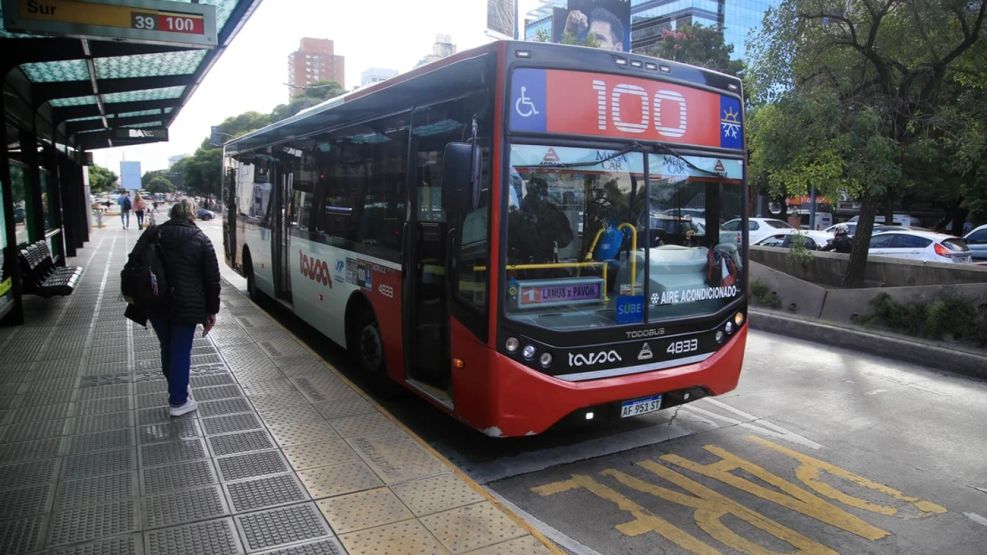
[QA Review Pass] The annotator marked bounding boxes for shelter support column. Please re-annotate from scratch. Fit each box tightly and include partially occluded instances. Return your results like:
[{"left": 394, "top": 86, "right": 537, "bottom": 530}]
[{"left": 1, "top": 95, "right": 24, "bottom": 325}]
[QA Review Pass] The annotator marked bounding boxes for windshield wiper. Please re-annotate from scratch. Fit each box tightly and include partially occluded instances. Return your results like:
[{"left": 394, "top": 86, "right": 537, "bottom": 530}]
[{"left": 512, "top": 142, "right": 646, "bottom": 169}]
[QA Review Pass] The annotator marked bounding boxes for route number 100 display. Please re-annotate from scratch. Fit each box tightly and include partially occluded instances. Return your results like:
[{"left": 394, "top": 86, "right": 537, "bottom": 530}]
[{"left": 592, "top": 80, "right": 688, "bottom": 138}]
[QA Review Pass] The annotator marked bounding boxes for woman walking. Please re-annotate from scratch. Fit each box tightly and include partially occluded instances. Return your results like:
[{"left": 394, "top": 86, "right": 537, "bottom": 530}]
[
  {"left": 134, "top": 192, "right": 147, "bottom": 229},
  {"left": 127, "top": 199, "right": 220, "bottom": 416}
]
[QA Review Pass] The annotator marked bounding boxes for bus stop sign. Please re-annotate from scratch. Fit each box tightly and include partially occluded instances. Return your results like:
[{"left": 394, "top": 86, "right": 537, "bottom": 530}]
[{"left": 1, "top": 0, "right": 218, "bottom": 48}]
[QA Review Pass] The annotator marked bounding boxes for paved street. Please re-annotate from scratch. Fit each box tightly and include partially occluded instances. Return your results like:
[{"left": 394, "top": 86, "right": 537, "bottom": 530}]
[
  {"left": 199, "top": 215, "right": 987, "bottom": 554},
  {"left": 483, "top": 333, "right": 987, "bottom": 553}
]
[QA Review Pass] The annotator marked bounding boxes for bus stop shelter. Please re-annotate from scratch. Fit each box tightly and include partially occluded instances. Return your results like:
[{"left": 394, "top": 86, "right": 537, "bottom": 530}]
[{"left": 0, "top": 0, "right": 260, "bottom": 325}]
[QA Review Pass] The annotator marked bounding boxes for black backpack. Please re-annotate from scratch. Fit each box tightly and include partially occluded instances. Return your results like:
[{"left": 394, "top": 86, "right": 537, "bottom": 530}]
[
  {"left": 121, "top": 226, "right": 170, "bottom": 308},
  {"left": 122, "top": 196, "right": 132, "bottom": 211}
]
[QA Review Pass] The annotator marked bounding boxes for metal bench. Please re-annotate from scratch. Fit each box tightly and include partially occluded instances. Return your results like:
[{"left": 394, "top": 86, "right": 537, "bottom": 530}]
[{"left": 18, "top": 240, "right": 83, "bottom": 297}]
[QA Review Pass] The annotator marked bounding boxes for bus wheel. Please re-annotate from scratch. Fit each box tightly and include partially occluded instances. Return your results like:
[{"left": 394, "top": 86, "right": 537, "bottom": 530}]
[
  {"left": 244, "top": 253, "right": 261, "bottom": 302},
  {"left": 352, "top": 309, "right": 401, "bottom": 397}
]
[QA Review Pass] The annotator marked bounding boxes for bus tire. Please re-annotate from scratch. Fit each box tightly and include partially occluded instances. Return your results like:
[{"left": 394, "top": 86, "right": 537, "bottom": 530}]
[
  {"left": 243, "top": 250, "right": 261, "bottom": 302},
  {"left": 351, "top": 308, "right": 402, "bottom": 397}
]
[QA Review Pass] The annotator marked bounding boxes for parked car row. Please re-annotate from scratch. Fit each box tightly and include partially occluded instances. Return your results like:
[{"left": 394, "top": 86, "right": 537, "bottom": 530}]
[{"left": 745, "top": 217, "right": 978, "bottom": 264}]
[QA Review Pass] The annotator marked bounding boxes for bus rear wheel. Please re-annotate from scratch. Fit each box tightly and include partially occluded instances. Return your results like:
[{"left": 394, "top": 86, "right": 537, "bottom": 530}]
[
  {"left": 244, "top": 252, "right": 261, "bottom": 302},
  {"left": 352, "top": 309, "right": 401, "bottom": 397}
]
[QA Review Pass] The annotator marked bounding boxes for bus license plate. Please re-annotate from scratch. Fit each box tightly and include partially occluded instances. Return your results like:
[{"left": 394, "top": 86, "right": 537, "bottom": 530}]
[{"left": 620, "top": 395, "right": 662, "bottom": 418}]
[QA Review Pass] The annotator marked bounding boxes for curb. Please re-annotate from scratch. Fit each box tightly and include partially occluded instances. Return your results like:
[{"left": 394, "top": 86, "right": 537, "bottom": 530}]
[{"left": 749, "top": 308, "right": 987, "bottom": 381}]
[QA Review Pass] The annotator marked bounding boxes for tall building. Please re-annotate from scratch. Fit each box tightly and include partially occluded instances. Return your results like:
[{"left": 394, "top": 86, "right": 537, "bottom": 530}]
[
  {"left": 287, "top": 38, "right": 345, "bottom": 100},
  {"left": 415, "top": 35, "right": 457, "bottom": 68},
  {"left": 524, "top": 0, "right": 778, "bottom": 60},
  {"left": 361, "top": 67, "right": 399, "bottom": 87}
]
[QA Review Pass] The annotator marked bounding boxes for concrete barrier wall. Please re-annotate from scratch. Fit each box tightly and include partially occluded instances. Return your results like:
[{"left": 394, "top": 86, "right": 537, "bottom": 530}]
[
  {"left": 751, "top": 246, "right": 987, "bottom": 287},
  {"left": 751, "top": 260, "right": 987, "bottom": 324}
]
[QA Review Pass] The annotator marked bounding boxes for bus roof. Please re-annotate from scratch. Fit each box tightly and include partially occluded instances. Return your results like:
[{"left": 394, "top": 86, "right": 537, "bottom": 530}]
[{"left": 224, "top": 40, "right": 743, "bottom": 155}]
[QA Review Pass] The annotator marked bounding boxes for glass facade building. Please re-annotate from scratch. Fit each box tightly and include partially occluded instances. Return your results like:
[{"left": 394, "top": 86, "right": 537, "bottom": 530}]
[{"left": 524, "top": 0, "right": 779, "bottom": 60}]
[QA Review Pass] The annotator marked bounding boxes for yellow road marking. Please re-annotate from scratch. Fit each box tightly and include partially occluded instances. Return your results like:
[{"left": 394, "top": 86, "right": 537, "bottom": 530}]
[
  {"left": 750, "top": 436, "right": 947, "bottom": 516},
  {"left": 533, "top": 474, "right": 719, "bottom": 554},
  {"left": 661, "top": 445, "right": 888, "bottom": 540},
  {"left": 531, "top": 436, "right": 950, "bottom": 553},
  {"left": 614, "top": 463, "right": 836, "bottom": 554}
]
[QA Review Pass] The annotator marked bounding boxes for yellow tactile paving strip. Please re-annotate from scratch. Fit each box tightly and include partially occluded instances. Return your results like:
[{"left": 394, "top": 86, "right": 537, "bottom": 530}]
[
  {"left": 0, "top": 226, "right": 560, "bottom": 555},
  {"left": 209, "top": 265, "right": 561, "bottom": 553}
]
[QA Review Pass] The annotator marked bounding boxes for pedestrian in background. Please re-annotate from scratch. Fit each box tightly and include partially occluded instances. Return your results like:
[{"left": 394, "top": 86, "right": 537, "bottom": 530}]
[
  {"left": 821, "top": 224, "right": 853, "bottom": 253},
  {"left": 134, "top": 192, "right": 147, "bottom": 230},
  {"left": 128, "top": 199, "right": 221, "bottom": 416},
  {"left": 118, "top": 190, "right": 132, "bottom": 229}
]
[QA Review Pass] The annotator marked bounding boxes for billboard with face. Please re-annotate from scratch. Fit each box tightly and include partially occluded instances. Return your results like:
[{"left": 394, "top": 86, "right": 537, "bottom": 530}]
[{"left": 552, "top": 0, "right": 631, "bottom": 52}]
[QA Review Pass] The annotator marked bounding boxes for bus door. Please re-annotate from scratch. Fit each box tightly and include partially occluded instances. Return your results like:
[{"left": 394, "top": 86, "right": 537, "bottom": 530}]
[
  {"left": 403, "top": 157, "right": 451, "bottom": 391},
  {"left": 223, "top": 166, "right": 237, "bottom": 268},
  {"left": 272, "top": 162, "right": 293, "bottom": 302}
]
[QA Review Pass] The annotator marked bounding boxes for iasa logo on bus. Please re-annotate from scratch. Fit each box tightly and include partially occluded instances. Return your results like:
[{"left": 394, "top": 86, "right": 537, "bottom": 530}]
[{"left": 299, "top": 250, "right": 332, "bottom": 287}]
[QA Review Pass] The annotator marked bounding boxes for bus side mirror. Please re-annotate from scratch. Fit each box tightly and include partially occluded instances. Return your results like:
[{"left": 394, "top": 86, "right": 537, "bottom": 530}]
[{"left": 442, "top": 142, "right": 480, "bottom": 213}]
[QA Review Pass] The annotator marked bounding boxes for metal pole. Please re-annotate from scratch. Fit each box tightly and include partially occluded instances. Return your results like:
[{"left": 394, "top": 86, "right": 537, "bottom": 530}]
[{"left": 809, "top": 185, "right": 817, "bottom": 230}]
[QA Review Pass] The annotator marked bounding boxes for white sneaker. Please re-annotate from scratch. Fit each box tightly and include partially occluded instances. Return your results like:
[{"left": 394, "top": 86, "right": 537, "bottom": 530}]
[{"left": 169, "top": 398, "right": 198, "bottom": 417}]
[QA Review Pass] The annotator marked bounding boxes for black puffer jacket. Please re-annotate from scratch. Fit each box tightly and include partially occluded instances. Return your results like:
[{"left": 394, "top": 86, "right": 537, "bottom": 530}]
[{"left": 150, "top": 219, "right": 221, "bottom": 324}]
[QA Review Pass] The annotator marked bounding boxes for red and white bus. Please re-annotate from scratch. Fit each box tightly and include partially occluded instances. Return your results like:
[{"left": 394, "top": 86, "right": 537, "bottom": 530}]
[{"left": 222, "top": 41, "right": 749, "bottom": 437}]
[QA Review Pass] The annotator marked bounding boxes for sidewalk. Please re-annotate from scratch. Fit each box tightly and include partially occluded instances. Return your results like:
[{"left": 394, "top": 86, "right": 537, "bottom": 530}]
[{"left": 0, "top": 226, "right": 556, "bottom": 554}]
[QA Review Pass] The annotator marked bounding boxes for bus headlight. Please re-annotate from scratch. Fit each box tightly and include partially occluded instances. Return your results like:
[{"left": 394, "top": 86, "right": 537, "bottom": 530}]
[
  {"left": 725, "top": 321, "right": 734, "bottom": 335},
  {"left": 522, "top": 345, "right": 537, "bottom": 361},
  {"left": 505, "top": 337, "right": 520, "bottom": 353},
  {"left": 539, "top": 352, "right": 553, "bottom": 368},
  {"left": 715, "top": 331, "right": 725, "bottom": 343},
  {"left": 734, "top": 312, "right": 745, "bottom": 327}
]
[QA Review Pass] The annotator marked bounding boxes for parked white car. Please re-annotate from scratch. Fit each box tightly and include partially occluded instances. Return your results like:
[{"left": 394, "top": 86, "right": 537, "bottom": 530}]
[
  {"left": 868, "top": 229, "right": 972, "bottom": 264},
  {"left": 963, "top": 224, "right": 987, "bottom": 260},
  {"left": 721, "top": 217, "right": 793, "bottom": 246},
  {"left": 850, "top": 213, "right": 922, "bottom": 227},
  {"left": 756, "top": 229, "right": 834, "bottom": 250},
  {"left": 823, "top": 222, "right": 903, "bottom": 238}
]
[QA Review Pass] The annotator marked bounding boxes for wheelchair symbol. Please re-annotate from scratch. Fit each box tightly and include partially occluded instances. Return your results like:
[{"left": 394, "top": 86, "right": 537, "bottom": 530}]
[{"left": 514, "top": 86, "right": 540, "bottom": 118}]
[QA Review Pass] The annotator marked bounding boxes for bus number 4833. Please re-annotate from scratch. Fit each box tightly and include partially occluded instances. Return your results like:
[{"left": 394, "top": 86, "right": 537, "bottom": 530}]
[{"left": 667, "top": 338, "right": 698, "bottom": 355}]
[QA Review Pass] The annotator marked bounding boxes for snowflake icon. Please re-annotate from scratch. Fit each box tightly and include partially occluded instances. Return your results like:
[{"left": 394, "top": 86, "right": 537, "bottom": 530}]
[{"left": 721, "top": 106, "right": 741, "bottom": 139}]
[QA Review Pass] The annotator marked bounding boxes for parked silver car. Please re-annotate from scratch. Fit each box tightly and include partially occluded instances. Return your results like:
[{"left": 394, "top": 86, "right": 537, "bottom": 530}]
[{"left": 963, "top": 224, "right": 987, "bottom": 260}]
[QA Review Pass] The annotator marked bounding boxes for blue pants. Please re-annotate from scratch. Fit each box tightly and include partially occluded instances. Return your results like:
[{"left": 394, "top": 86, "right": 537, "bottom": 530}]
[
  {"left": 121, "top": 210, "right": 130, "bottom": 228},
  {"left": 150, "top": 318, "right": 196, "bottom": 407}
]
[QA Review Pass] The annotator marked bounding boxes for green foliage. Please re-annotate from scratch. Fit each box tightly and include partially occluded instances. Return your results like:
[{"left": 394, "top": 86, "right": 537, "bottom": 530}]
[
  {"left": 751, "top": 279, "right": 781, "bottom": 309},
  {"left": 271, "top": 81, "right": 344, "bottom": 123},
  {"left": 174, "top": 146, "right": 221, "bottom": 200},
  {"left": 785, "top": 234, "right": 813, "bottom": 266},
  {"left": 534, "top": 28, "right": 550, "bottom": 42},
  {"left": 87, "top": 164, "right": 117, "bottom": 194},
  {"left": 643, "top": 25, "right": 744, "bottom": 76},
  {"left": 865, "top": 293, "right": 926, "bottom": 336},
  {"left": 747, "top": 0, "right": 987, "bottom": 284},
  {"left": 864, "top": 292, "right": 987, "bottom": 345},
  {"left": 145, "top": 176, "right": 174, "bottom": 194}
]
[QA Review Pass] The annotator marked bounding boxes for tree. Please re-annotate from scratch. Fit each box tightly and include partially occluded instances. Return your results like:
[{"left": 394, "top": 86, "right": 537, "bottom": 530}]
[
  {"left": 643, "top": 24, "right": 745, "bottom": 76},
  {"left": 145, "top": 176, "right": 175, "bottom": 194},
  {"left": 87, "top": 164, "right": 118, "bottom": 193},
  {"left": 271, "top": 80, "right": 344, "bottom": 122},
  {"left": 748, "top": 0, "right": 987, "bottom": 286},
  {"left": 174, "top": 144, "right": 221, "bottom": 201}
]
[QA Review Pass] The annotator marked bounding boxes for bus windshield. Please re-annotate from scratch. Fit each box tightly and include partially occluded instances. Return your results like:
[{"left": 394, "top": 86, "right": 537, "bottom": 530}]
[{"left": 505, "top": 143, "right": 744, "bottom": 331}]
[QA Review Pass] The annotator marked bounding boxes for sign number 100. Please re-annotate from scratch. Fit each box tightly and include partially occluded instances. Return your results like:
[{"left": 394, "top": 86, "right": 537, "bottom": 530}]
[{"left": 592, "top": 80, "right": 688, "bottom": 138}]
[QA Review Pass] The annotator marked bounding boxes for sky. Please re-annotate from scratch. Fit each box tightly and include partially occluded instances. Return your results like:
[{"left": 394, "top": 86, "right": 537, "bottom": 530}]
[{"left": 93, "top": 0, "right": 542, "bottom": 174}]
